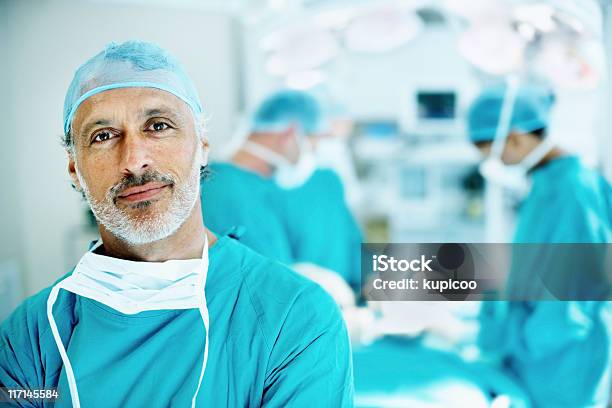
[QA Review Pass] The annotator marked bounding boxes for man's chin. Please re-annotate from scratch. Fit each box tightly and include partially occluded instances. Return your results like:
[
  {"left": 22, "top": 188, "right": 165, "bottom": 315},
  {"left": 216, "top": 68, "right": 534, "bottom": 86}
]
[
  {"left": 103, "top": 215, "right": 179, "bottom": 246},
  {"left": 117, "top": 196, "right": 169, "bottom": 213},
  {"left": 124, "top": 207, "right": 171, "bottom": 225},
  {"left": 126, "top": 200, "right": 155, "bottom": 210}
]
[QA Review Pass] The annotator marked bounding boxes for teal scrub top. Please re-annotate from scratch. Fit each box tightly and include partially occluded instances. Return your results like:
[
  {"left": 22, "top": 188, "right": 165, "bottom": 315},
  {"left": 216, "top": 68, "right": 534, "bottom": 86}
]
[
  {"left": 200, "top": 162, "right": 293, "bottom": 264},
  {"left": 280, "top": 169, "right": 363, "bottom": 290},
  {"left": 0, "top": 234, "right": 353, "bottom": 407},
  {"left": 479, "top": 156, "right": 612, "bottom": 408},
  {"left": 514, "top": 155, "right": 611, "bottom": 243}
]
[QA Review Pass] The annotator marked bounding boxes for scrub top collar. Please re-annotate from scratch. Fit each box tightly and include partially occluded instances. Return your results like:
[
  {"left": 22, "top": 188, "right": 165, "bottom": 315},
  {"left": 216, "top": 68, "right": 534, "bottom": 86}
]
[
  {"left": 531, "top": 155, "right": 581, "bottom": 185},
  {"left": 77, "top": 232, "right": 240, "bottom": 320}
]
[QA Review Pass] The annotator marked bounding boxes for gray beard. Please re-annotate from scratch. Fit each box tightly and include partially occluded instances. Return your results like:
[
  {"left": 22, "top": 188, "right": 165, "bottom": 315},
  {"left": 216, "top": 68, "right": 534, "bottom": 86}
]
[{"left": 77, "top": 158, "right": 201, "bottom": 246}]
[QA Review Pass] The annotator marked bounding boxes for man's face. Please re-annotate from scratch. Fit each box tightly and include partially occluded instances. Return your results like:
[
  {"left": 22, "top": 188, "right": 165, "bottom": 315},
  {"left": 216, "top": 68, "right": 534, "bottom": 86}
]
[
  {"left": 277, "top": 127, "right": 317, "bottom": 165},
  {"left": 282, "top": 130, "right": 302, "bottom": 165},
  {"left": 68, "top": 88, "right": 207, "bottom": 245},
  {"left": 475, "top": 132, "right": 529, "bottom": 165}
]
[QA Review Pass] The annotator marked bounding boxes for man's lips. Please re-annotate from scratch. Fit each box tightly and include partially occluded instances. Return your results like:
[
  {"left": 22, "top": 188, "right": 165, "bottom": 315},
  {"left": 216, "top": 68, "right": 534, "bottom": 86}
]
[{"left": 117, "top": 182, "right": 170, "bottom": 203}]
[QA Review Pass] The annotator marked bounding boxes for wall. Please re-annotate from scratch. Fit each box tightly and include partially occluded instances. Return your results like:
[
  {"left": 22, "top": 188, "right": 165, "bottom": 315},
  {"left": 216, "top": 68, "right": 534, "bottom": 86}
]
[
  {"left": 0, "top": 0, "right": 22, "bottom": 266},
  {"left": 2, "top": 0, "right": 239, "bottom": 297},
  {"left": 242, "top": 10, "right": 608, "bottom": 166},
  {"left": 604, "top": 3, "right": 612, "bottom": 180},
  {"left": 0, "top": 0, "right": 25, "bottom": 315},
  {"left": 242, "top": 21, "right": 480, "bottom": 126}
]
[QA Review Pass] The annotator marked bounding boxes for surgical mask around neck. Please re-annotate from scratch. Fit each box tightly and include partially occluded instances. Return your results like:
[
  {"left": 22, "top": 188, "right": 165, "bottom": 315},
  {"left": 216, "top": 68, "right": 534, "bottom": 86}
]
[
  {"left": 243, "top": 139, "right": 316, "bottom": 189},
  {"left": 46, "top": 236, "right": 210, "bottom": 408}
]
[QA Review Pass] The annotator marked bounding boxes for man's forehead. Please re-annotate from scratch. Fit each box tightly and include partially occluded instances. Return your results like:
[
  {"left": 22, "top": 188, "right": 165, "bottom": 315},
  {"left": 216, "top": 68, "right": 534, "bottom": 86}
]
[{"left": 72, "top": 87, "right": 191, "bottom": 129}]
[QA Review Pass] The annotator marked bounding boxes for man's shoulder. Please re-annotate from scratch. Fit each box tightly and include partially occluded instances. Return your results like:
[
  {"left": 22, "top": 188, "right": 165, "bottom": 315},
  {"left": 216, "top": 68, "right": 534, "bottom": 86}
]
[
  {"left": 308, "top": 168, "right": 343, "bottom": 187},
  {"left": 200, "top": 163, "right": 273, "bottom": 210},
  {"left": 203, "top": 162, "right": 266, "bottom": 187},
  {"left": 215, "top": 237, "right": 343, "bottom": 336},
  {"left": 1, "top": 272, "right": 76, "bottom": 350},
  {"left": 296, "top": 168, "right": 345, "bottom": 199},
  {"left": 219, "top": 236, "right": 335, "bottom": 306},
  {"left": 212, "top": 239, "right": 353, "bottom": 405},
  {"left": 552, "top": 167, "right": 611, "bottom": 222}
]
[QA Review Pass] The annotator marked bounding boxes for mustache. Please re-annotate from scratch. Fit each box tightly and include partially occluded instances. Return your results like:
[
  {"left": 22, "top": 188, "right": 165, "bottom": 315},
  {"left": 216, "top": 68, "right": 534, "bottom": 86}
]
[{"left": 109, "top": 171, "right": 175, "bottom": 202}]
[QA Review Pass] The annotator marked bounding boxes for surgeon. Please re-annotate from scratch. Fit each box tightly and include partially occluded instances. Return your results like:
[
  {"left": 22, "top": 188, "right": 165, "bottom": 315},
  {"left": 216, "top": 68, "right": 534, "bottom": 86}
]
[
  {"left": 467, "top": 82, "right": 612, "bottom": 407},
  {"left": 199, "top": 104, "right": 294, "bottom": 263},
  {"left": 201, "top": 90, "right": 363, "bottom": 290},
  {"left": 311, "top": 90, "right": 363, "bottom": 208},
  {"left": 0, "top": 41, "right": 353, "bottom": 407}
]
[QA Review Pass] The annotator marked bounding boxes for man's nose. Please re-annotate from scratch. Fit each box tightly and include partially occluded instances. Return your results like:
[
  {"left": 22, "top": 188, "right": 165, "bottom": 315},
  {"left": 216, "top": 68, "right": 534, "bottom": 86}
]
[{"left": 119, "top": 131, "right": 151, "bottom": 176}]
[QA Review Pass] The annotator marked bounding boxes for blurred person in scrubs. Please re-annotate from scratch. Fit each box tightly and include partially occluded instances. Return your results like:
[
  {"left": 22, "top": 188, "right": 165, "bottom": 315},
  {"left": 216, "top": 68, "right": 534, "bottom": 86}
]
[
  {"left": 201, "top": 90, "right": 363, "bottom": 291},
  {"left": 0, "top": 41, "right": 353, "bottom": 407},
  {"left": 467, "top": 83, "right": 612, "bottom": 407},
  {"left": 198, "top": 107, "right": 294, "bottom": 263},
  {"left": 311, "top": 91, "right": 363, "bottom": 208}
]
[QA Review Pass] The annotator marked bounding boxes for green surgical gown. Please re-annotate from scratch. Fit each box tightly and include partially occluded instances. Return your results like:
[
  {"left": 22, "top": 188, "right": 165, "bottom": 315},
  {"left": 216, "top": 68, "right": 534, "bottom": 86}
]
[
  {"left": 200, "top": 162, "right": 293, "bottom": 264},
  {"left": 0, "top": 234, "right": 354, "bottom": 407},
  {"left": 479, "top": 156, "right": 612, "bottom": 408}
]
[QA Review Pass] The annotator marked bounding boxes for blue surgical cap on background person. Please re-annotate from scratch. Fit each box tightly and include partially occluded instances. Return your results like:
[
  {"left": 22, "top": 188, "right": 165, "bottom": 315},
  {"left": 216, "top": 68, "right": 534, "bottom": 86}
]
[
  {"left": 467, "top": 84, "right": 556, "bottom": 143},
  {"left": 63, "top": 40, "right": 203, "bottom": 135},
  {"left": 251, "top": 90, "right": 324, "bottom": 135}
]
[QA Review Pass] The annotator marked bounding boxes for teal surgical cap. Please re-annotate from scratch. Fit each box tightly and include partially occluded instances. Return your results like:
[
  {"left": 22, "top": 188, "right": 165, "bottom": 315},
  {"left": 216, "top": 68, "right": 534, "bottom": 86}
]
[
  {"left": 467, "top": 84, "right": 555, "bottom": 143},
  {"left": 63, "top": 40, "right": 202, "bottom": 135},
  {"left": 251, "top": 90, "right": 323, "bottom": 135}
]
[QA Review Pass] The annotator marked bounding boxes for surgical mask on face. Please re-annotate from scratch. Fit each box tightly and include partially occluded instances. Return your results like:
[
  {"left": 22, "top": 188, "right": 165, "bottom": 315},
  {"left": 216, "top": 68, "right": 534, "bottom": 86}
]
[
  {"left": 479, "top": 136, "right": 554, "bottom": 195},
  {"left": 242, "top": 139, "right": 316, "bottom": 189},
  {"left": 46, "top": 236, "right": 210, "bottom": 408},
  {"left": 478, "top": 76, "right": 553, "bottom": 194}
]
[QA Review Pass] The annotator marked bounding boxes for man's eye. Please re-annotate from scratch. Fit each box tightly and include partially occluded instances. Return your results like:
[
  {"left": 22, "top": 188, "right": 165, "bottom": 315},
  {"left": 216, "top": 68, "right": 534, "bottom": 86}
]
[
  {"left": 148, "top": 121, "right": 171, "bottom": 132},
  {"left": 92, "top": 130, "right": 115, "bottom": 143}
]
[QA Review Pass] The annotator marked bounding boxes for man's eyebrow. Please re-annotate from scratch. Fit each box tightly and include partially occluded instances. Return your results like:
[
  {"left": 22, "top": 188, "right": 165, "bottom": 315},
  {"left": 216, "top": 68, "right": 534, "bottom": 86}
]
[
  {"left": 79, "top": 119, "right": 112, "bottom": 140},
  {"left": 76, "top": 106, "right": 185, "bottom": 139}
]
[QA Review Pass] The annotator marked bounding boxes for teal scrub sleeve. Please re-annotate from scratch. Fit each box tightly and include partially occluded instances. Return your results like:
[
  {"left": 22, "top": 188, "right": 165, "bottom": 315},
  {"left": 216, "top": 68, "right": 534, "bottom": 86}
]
[
  {"left": 0, "top": 345, "right": 37, "bottom": 408},
  {"left": 0, "top": 298, "right": 43, "bottom": 407},
  {"left": 262, "top": 285, "right": 354, "bottom": 407},
  {"left": 0, "top": 286, "right": 74, "bottom": 407},
  {"left": 520, "top": 302, "right": 603, "bottom": 359},
  {"left": 517, "top": 302, "right": 612, "bottom": 408},
  {"left": 478, "top": 301, "right": 523, "bottom": 359}
]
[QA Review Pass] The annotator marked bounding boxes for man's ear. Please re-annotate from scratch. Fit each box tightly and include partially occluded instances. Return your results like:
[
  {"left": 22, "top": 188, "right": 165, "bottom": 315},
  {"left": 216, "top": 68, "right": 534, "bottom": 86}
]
[
  {"left": 507, "top": 132, "right": 522, "bottom": 147},
  {"left": 200, "top": 136, "right": 210, "bottom": 167},
  {"left": 67, "top": 154, "right": 82, "bottom": 192}
]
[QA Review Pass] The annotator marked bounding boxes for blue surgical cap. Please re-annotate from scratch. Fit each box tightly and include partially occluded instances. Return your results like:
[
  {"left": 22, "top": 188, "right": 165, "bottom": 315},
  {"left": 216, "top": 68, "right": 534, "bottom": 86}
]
[
  {"left": 63, "top": 40, "right": 202, "bottom": 135},
  {"left": 251, "top": 90, "right": 323, "bottom": 135},
  {"left": 467, "top": 84, "right": 555, "bottom": 143}
]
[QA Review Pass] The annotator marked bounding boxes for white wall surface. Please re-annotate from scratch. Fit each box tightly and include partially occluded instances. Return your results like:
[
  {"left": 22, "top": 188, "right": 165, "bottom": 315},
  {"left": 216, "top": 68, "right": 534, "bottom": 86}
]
[
  {"left": 0, "top": 0, "right": 26, "bottom": 313},
  {"left": 242, "top": 23, "right": 480, "bottom": 126},
  {"left": 1, "top": 0, "right": 239, "bottom": 298},
  {"left": 603, "top": 3, "right": 612, "bottom": 180},
  {"left": 243, "top": 16, "right": 607, "bottom": 160}
]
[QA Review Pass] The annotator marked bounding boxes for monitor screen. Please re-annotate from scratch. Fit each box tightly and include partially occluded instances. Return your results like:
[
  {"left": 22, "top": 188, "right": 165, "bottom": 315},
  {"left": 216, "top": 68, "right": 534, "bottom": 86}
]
[
  {"left": 357, "top": 120, "right": 399, "bottom": 139},
  {"left": 417, "top": 91, "right": 456, "bottom": 120}
]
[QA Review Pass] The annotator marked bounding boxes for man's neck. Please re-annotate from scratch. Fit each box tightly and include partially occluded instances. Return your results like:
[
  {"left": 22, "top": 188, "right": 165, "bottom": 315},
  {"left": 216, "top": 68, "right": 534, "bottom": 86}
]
[
  {"left": 98, "top": 201, "right": 215, "bottom": 262},
  {"left": 534, "top": 146, "right": 565, "bottom": 170},
  {"left": 231, "top": 148, "right": 273, "bottom": 177}
]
